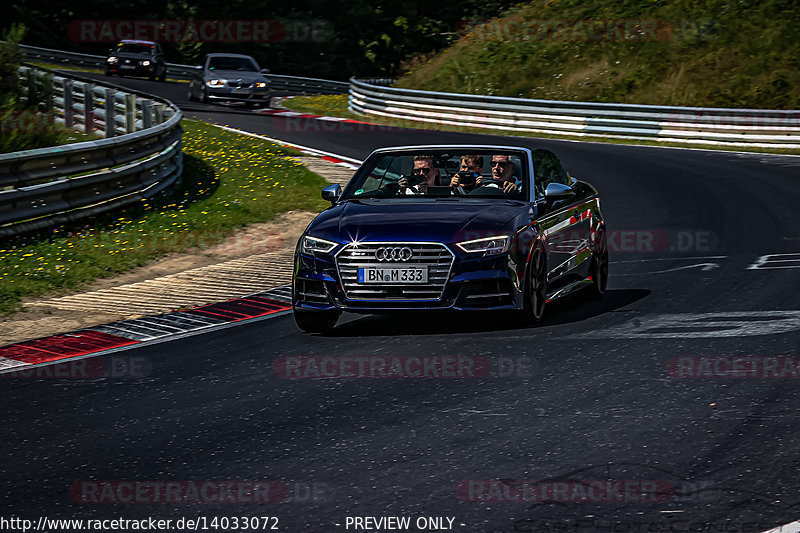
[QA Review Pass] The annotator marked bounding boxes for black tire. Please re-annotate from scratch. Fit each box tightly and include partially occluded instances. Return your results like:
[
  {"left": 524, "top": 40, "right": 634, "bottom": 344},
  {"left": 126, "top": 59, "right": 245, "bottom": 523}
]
[
  {"left": 523, "top": 243, "right": 548, "bottom": 323},
  {"left": 187, "top": 84, "right": 197, "bottom": 102},
  {"left": 200, "top": 88, "right": 210, "bottom": 104},
  {"left": 158, "top": 69, "right": 166, "bottom": 82},
  {"left": 105, "top": 70, "right": 114, "bottom": 77},
  {"left": 294, "top": 309, "right": 340, "bottom": 334},
  {"left": 149, "top": 72, "right": 156, "bottom": 81},
  {"left": 586, "top": 226, "right": 609, "bottom": 299}
]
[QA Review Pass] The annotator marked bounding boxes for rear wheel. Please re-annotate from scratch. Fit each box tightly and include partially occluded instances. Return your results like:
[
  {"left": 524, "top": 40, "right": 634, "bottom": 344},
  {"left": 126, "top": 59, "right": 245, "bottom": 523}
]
[
  {"left": 294, "top": 309, "right": 340, "bottom": 334},
  {"left": 587, "top": 226, "right": 609, "bottom": 299},
  {"left": 523, "top": 244, "right": 547, "bottom": 323}
]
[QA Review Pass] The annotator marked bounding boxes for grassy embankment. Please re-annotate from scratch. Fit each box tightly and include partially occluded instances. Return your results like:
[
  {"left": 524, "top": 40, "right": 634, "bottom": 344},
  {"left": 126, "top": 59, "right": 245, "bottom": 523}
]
[
  {"left": 283, "top": 1, "right": 800, "bottom": 154},
  {"left": 0, "top": 119, "right": 329, "bottom": 315},
  {"left": 398, "top": 0, "right": 800, "bottom": 108}
]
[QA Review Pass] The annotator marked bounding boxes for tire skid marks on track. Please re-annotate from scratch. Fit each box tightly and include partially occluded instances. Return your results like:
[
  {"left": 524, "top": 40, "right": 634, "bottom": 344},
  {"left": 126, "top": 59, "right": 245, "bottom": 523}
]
[{"left": 0, "top": 286, "right": 293, "bottom": 372}]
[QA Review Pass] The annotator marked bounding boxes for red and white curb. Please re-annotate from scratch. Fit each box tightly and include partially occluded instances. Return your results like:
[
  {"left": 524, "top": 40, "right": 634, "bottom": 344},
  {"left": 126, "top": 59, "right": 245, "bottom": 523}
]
[
  {"left": 0, "top": 286, "right": 293, "bottom": 374},
  {"left": 215, "top": 124, "right": 362, "bottom": 170}
]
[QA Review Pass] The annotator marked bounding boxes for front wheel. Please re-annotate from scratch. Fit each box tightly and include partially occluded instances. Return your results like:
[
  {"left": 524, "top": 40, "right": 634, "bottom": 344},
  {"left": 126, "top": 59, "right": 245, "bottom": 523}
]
[
  {"left": 294, "top": 309, "right": 340, "bottom": 334},
  {"left": 522, "top": 243, "right": 547, "bottom": 323},
  {"left": 586, "top": 226, "right": 609, "bottom": 299}
]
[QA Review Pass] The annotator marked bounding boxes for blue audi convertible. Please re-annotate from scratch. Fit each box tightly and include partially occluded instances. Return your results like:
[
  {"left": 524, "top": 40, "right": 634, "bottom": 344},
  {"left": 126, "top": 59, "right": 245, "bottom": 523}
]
[{"left": 292, "top": 145, "right": 608, "bottom": 333}]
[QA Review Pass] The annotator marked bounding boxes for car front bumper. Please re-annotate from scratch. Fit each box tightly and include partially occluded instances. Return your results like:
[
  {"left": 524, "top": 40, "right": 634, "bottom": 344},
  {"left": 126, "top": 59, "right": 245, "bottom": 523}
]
[
  {"left": 293, "top": 243, "right": 525, "bottom": 313},
  {"left": 206, "top": 86, "right": 271, "bottom": 103},
  {"left": 107, "top": 64, "right": 156, "bottom": 76}
]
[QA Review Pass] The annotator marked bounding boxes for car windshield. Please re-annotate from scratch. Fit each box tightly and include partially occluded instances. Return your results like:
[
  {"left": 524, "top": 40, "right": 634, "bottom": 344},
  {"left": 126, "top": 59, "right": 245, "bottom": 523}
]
[
  {"left": 115, "top": 43, "right": 152, "bottom": 55},
  {"left": 342, "top": 149, "right": 528, "bottom": 200},
  {"left": 208, "top": 57, "right": 258, "bottom": 72}
]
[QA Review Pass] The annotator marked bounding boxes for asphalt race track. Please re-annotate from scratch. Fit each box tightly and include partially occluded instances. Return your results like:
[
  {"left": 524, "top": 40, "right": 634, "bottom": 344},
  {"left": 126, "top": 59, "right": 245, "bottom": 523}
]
[{"left": 2, "top": 74, "right": 800, "bottom": 532}]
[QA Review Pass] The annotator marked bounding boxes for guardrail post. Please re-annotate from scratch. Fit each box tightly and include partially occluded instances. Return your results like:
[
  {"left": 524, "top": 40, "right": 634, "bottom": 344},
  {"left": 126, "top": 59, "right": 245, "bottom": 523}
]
[
  {"left": 84, "top": 83, "right": 95, "bottom": 134},
  {"left": 125, "top": 93, "right": 136, "bottom": 133},
  {"left": 104, "top": 88, "right": 115, "bottom": 138},
  {"left": 25, "top": 68, "right": 36, "bottom": 105},
  {"left": 43, "top": 71, "right": 54, "bottom": 111},
  {"left": 62, "top": 79, "right": 74, "bottom": 128},
  {"left": 154, "top": 103, "right": 164, "bottom": 125},
  {"left": 141, "top": 99, "right": 153, "bottom": 129}
]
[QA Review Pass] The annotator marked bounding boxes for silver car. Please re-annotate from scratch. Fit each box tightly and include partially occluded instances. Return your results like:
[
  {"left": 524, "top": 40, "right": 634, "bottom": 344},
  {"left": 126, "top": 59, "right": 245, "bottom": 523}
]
[{"left": 188, "top": 53, "right": 271, "bottom": 107}]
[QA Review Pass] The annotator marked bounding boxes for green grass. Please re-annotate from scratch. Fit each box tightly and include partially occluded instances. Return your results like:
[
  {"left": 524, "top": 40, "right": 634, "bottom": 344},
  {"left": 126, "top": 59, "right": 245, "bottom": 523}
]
[
  {"left": 395, "top": 0, "right": 800, "bottom": 110},
  {"left": 0, "top": 108, "right": 101, "bottom": 153},
  {"left": 281, "top": 94, "right": 800, "bottom": 155},
  {"left": 0, "top": 119, "right": 329, "bottom": 315}
]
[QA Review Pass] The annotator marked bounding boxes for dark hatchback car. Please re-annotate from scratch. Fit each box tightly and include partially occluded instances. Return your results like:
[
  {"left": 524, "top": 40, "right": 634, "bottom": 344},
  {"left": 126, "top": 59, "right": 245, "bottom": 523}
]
[
  {"left": 105, "top": 40, "right": 166, "bottom": 81},
  {"left": 292, "top": 145, "right": 608, "bottom": 333}
]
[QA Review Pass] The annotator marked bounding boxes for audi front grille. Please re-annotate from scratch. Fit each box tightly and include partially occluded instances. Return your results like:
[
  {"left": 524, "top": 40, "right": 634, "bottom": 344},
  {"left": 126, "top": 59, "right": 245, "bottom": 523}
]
[{"left": 335, "top": 242, "right": 454, "bottom": 300}]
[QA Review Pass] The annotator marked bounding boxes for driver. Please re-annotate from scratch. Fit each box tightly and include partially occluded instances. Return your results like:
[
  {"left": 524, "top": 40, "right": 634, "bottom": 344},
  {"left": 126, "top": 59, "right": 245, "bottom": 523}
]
[
  {"left": 476, "top": 155, "right": 520, "bottom": 194},
  {"left": 397, "top": 155, "right": 440, "bottom": 195}
]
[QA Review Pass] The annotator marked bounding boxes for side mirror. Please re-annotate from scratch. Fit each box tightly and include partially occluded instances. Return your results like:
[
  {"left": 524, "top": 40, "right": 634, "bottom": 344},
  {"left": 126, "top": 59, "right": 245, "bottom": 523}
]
[
  {"left": 322, "top": 184, "right": 342, "bottom": 204},
  {"left": 261, "top": 68, "right": 271, "bottom": 74},
  {"left": 544, "top": 182, "right": 575, "bottom": 202}
]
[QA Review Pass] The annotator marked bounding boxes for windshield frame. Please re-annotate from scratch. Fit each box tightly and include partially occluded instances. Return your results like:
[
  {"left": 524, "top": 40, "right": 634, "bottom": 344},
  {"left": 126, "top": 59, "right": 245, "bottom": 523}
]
[
  {"left": 207, "top": 56, "right": 259, "bottom": 72},
  {"left": 341, "top": 147, "right": 535, "bottom": 202}
]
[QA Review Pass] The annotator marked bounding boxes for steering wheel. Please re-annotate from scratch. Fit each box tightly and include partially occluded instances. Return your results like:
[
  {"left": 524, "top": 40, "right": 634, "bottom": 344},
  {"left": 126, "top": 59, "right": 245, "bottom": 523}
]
[
  {"left": 467, "top": 177, "right": 509, "bottom": 197},
  {"left": 475, "top": 177, "right": 505, "bottom": 188}
]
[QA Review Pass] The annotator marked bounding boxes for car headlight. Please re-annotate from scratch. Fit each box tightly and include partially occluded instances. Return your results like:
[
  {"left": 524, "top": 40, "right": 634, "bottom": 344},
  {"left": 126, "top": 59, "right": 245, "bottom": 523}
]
[
  {"left": 255, "top": 82, "right": 268, "bottom": 88},
  {"left": 455, "top": 235, "right": 511, "bottom": 255},
  {"left": 207, "top": 79, "right": 224, "bottom": 87},
  {"left": 107, "top": 57, "right": 118, "bottom": 63},
  {"left": 301, "top": 236, "right": 337, "bottom": 256},
  {"left": 142, "top": 60, "right": 151, "bottom": 66}
]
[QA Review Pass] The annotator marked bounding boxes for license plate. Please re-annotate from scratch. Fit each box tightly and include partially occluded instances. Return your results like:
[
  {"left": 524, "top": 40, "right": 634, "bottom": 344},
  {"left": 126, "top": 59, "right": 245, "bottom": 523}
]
[
  {"left": 229, "top": 88, "right": 250, "bottom": 94},
  {"left": 120, "top": 65, "right": 135, "bottom": 69},
  {"left": 358, "top": 267, "right": 428, "bottom": 284}
]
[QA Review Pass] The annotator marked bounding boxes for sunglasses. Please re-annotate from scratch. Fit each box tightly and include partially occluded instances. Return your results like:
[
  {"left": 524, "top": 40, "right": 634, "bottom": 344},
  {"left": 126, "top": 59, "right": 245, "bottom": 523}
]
[
  {"left": 412, "top": 167, "right": 432, "bottom": 174},
  {"left": 491, "top": 160, "right": 510, "bottom": 168}
]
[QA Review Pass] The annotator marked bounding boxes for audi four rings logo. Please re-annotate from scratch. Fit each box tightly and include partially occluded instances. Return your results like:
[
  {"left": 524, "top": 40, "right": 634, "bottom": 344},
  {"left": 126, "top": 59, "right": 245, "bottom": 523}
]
[{"left": 375, "top": 247, "right": 414, "bottom": 261}]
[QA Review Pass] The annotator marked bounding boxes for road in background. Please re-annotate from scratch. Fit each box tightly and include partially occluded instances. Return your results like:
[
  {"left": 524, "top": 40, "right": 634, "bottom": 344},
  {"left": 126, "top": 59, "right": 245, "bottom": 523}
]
[{"left": 2, "top": 74, "right": 799, "bottom": 531}]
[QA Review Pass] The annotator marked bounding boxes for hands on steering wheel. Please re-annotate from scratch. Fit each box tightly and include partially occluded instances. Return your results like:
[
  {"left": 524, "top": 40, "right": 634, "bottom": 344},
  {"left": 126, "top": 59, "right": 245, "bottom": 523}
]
[{"left": 475, "top": 177, "right": 518, "bottom": 194}]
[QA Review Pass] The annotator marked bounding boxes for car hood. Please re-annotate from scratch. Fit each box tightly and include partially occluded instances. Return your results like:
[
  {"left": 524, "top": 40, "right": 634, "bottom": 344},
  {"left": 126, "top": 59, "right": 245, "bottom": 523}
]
[
  {"left": 205, "top": 70, "right": 264, "bottom": 82},
  {"left": 308, "top": 199, "right": 530, "bottom": 244}
]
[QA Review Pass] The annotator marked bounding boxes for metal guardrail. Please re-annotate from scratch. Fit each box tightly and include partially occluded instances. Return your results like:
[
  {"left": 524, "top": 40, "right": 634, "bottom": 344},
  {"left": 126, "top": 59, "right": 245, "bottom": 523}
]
[
  {"left": 348, "top": 79, "right": 800, "bottom": 149},
  {"left": 19, "top": 43, "right": 353, "bottom": 94},
  {"left": 0, "top": 66, "right": 183, "bottom": 237}
]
